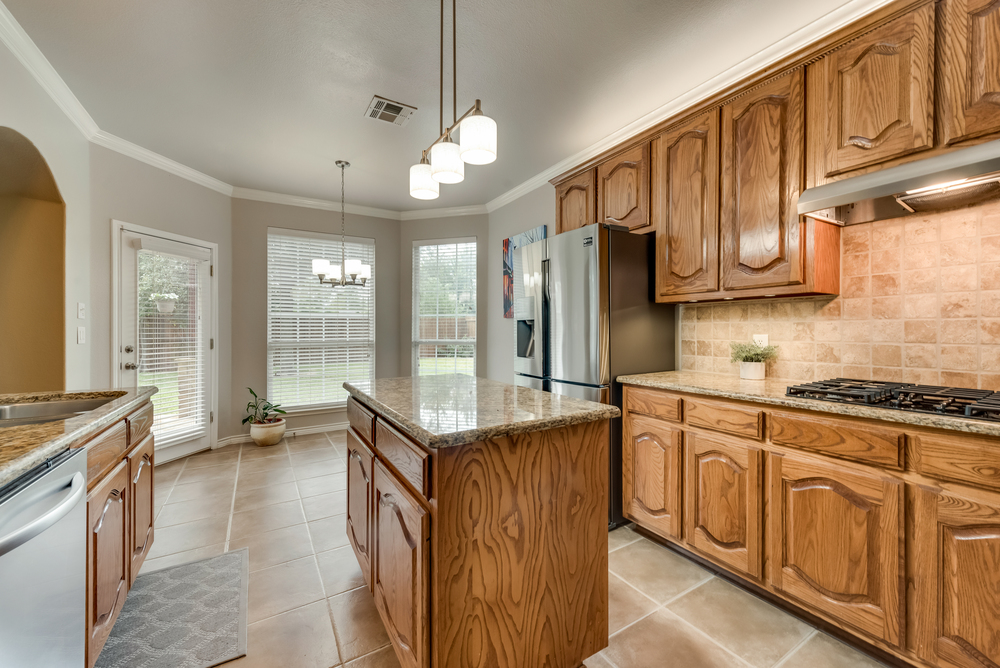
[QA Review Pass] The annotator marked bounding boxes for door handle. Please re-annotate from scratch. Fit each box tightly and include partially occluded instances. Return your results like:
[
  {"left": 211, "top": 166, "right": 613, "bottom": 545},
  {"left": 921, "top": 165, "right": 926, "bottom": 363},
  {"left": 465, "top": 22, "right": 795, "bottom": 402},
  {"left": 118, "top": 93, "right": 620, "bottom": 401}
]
[
  {"left": 0, "top": 472, "right": 85, "bottom": 558},
  {"left": 124, "top": 363, "right": 138, "bottom": 371},
  {"left": 93, "top": 489, "right": 124, "bottom": 534}
]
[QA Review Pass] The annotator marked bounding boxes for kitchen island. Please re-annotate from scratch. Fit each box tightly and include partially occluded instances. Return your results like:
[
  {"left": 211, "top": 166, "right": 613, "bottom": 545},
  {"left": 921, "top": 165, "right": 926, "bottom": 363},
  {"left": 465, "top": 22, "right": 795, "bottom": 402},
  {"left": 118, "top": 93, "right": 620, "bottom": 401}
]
[{"left": 343, "top": 374, "right": 620, "bottom": 668}]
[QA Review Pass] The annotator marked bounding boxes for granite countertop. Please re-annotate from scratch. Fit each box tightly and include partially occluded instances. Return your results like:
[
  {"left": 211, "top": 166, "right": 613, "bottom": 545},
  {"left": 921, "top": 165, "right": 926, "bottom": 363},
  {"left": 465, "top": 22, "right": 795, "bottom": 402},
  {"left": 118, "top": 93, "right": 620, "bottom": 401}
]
[
  {"left": 343, "top": 375, "right": 620, "bottom": 448},
  {"left": 0, "top": 386, "right": 158, "bottom": 488},
  {"left": 617, "top": 370, "right": 1000, "bottom": 438}
]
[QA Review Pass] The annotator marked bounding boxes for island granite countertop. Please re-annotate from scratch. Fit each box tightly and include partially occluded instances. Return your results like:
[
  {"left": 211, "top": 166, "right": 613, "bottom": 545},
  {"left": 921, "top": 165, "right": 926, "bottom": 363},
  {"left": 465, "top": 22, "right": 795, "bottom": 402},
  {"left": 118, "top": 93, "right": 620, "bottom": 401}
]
[
  {"left": 0, "top": 386, "right": 158, "bottom": 488},
  {"left": 344, "top": 374, "right": 620, "bottom": 448},
  {"left": 617, "top": 370, "right": 1000, "bottom": 439}
]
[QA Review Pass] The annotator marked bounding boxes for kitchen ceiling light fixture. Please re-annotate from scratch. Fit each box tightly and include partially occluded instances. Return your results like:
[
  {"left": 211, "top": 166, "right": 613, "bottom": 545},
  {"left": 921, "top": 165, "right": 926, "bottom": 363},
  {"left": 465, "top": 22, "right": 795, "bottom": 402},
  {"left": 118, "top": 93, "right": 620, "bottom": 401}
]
[
  {"left": 313, "top": 160, "right": 370, "bottom": 288},
  {"left": 409, "top": 0, "right": 497, "bottom": 200}
]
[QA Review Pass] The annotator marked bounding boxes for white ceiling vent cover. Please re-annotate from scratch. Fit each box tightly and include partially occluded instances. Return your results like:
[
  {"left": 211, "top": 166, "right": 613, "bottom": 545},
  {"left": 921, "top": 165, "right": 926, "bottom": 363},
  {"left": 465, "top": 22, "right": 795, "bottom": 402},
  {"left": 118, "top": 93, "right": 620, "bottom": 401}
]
[{"left": 366, "top": 96, "right": 417, "bottom": 127}]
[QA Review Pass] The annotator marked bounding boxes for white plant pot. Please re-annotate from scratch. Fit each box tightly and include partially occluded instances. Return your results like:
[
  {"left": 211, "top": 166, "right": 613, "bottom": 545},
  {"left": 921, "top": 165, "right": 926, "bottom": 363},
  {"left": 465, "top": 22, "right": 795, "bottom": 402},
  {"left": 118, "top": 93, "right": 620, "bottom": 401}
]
[
  {"left": 740, "top": 361, "right": 766, "bottom": 380},
  {"left": 250, "top": 418, "right": 286, "bottom": 446},
  {"left": 155, "top": 300, "right": 177, "bottom": 314}
]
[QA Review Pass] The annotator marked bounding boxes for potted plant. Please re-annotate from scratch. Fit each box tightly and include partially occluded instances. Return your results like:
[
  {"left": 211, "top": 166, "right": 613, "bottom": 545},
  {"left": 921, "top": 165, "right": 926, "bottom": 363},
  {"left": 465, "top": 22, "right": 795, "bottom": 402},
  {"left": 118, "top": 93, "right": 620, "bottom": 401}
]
[
  {"left": 730, "top": 341, "right": 778, "bottom": 380},
  {"left": 243, "top": 387, "right": 287, "bottom": 446},
  {"left": 150, "top": 292, "right": 179, "bottom": 314}
]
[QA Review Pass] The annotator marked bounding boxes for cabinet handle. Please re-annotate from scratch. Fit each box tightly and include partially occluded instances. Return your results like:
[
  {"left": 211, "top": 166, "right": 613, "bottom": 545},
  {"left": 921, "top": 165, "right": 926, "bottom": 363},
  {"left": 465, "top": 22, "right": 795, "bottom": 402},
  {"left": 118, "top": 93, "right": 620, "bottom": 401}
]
[
  {"left": 94, "top": 490, "right": 123, "bottom": 534},
  {"left": 378, "top": 493, "right": 417, "bottom": 549},
  {"left": 350, "top": 450, "right": 370, "bottom": 484},
  {"left": 132, "top": 457, "right": 149, "bottom": 484}
]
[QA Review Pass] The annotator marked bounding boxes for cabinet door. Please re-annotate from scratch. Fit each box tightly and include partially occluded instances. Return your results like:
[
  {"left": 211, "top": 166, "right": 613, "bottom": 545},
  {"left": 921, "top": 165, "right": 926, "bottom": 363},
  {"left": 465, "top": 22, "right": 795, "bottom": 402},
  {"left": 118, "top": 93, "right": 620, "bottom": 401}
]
[
  {"left": 653, "top": 109, "right": 720, "bottom": 298},
  {"left": 940, "top": 0, "right": 1000, "bottom": 145},
  {"left": 912, "top": 485, "right": 1000, "bottom": 668},
  {"left": 684, "top": 432, "right": 762, "bottom": 578},
  {"left": 347, "top": 428, "right": 374, "bottom": 589},
  {"left": 128, "top": 434, "right": 154, "bottom": 585},
  {"left": 816, "top": 3, "right": 935, "bottom": 176},
  {"left": 622, "top": 413, "right": 682, "bottom": 540},
  {"left": 87, "top": 459, "right": 129, "bottom": 668},
  {"left": 372, "top": 461, "right": 429, "bottom": 668},
  {"left": 721, "top": 70, "right": 805, "bottom": 291},
  {"left": 555, "top": 169, "right": 596, "bottom": 234},
  {"left": 766, "top": 452, "right": 902, "bottom": 646},
  {"left": 597, "top": 143, "right": 650, "bottom": 231}
]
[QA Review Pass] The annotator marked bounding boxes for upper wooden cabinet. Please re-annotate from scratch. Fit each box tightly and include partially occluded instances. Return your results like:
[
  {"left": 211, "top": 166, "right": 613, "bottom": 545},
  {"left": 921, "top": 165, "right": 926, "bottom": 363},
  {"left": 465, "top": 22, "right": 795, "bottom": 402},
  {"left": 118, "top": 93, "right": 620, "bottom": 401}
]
[
  {"left": 810, "top": 3, "right": 935, "bottom": 180},
  {"left": 597, "top": 143, "right": 651, "bottom": 232},
  {"left": 939, "top": 0, "right": 1000, "bottom": 145},
  {"left": 622, "top": 412, "right": 682, "bottom": 540},
  {"left": 555, "top": 169, "right": 596, "bottom": 234},
  {"left": 652, "top": 109, "right": 720, "bottom": 299},
  {"left": 721, "top": 70, "right": 806, "bottom": 292}
]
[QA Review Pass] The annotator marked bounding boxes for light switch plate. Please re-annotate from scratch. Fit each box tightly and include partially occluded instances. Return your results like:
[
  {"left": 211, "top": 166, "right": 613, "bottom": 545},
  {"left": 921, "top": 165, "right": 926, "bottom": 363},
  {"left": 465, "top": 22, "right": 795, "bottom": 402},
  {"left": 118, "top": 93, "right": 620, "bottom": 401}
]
[
  {"left": 753, "top": 334, "right": 769, "bottom": 347},
  {"left": 77, "top": 326, "right": 86, "bottom": 344},
  {"left": 77, "top": 302, "right": 85, "bottom": 319}
]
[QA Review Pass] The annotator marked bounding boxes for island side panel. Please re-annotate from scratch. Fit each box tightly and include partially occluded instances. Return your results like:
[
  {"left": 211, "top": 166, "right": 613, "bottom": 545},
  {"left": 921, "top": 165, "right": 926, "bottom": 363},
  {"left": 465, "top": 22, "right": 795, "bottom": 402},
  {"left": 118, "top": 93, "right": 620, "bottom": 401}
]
[{"left": 432, "top": 420, "right": 610, "bottom": 668}]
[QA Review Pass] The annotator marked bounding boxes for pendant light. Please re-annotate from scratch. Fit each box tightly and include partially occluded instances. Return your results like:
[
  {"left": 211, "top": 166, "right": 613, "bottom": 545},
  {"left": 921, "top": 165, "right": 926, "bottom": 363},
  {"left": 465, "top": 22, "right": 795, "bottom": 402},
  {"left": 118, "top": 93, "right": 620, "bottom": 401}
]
[
  {"left": 409, "top": 154, "right": 439, "bottom": 200},
  {"left": 460, "top": 100, "right": 497, "bottom": 165},
  {"left": 430, "top": 130, "right": 464, "bottom": 183},
  {"left": 313, "top": 161, "right": 370, "bottom": 288}
]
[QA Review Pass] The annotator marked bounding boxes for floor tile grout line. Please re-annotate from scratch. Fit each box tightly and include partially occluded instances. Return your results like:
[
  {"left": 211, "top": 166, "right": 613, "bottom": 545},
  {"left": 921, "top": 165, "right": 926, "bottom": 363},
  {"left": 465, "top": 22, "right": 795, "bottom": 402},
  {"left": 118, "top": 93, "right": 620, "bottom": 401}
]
[
  {"left": 608, "top": 570, "right": 666, "bottom": 607},
  {"left": 603, "top": 573, "right": 714, "bottom": 649},
  {"left": 153, "top": 457, "right": 188, "bottom": 523},
  {"left": 656, "top": 606, "right": 758, "bottom": 668},
  {"left": 771, "top": 628, "right": 819, "bottom": 668},
  {"left": 222, "top": 445, "right": 243, "bottom": 552},
  {"left": 607, "top": 535, "right": 643, "bottom": 554}
]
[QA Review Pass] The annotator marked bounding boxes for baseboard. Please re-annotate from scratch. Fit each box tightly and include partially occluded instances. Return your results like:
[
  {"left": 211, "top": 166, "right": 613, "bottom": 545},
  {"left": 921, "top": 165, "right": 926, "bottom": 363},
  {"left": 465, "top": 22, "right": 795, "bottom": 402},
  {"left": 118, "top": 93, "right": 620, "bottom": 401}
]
[
  {"left": 156, "top": 439, "right": 212, "bottom": 464},
  {"left": 214, "top": 421, "right": 350, "bottom": 449}
]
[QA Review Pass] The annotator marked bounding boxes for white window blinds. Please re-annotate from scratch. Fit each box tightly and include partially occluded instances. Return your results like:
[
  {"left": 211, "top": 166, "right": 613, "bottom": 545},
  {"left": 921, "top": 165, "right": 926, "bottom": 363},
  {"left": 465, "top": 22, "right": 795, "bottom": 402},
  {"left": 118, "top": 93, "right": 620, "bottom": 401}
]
[
  {"left": 267, "top": 229, "right": 375, "bottom": 409},
  {"left": 412, "top": 239, "right": 477, "bottom": 376}
]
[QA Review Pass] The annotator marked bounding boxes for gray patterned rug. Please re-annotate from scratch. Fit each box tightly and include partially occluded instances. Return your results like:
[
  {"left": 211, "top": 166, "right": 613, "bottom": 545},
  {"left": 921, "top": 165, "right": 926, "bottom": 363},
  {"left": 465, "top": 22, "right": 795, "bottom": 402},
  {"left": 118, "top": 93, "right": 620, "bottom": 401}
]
[{"left": 95, "top": 549, "right": 249, "bottom": 668}]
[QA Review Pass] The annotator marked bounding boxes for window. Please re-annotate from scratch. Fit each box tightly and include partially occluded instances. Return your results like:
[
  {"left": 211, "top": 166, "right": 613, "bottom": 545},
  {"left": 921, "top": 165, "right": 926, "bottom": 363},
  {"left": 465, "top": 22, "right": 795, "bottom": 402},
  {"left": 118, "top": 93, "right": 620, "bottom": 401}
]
[
  {"left": 267, "top": 228, "right": 375, "bottom": 409},
  {"left": 412, "top": 239, "right": 477, "bottom": 376}
]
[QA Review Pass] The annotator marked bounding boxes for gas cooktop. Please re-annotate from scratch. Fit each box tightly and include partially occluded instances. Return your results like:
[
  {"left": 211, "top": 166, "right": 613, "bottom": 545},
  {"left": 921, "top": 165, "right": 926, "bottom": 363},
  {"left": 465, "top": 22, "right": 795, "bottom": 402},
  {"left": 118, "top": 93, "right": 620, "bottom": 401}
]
[{"left": 786, "top": 378, "right": 1000, "bottom": 422}]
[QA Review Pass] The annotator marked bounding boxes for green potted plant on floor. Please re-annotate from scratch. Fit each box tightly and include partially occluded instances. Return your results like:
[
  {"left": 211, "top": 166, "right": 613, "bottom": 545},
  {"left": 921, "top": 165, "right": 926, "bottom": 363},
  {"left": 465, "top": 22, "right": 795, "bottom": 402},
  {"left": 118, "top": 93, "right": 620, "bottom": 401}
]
[
  {"left": 243, "top": 387, "right": 287, "bottom": 446},
  {"left": 730, "top": 341, "right": 778, "bottom": 380}
]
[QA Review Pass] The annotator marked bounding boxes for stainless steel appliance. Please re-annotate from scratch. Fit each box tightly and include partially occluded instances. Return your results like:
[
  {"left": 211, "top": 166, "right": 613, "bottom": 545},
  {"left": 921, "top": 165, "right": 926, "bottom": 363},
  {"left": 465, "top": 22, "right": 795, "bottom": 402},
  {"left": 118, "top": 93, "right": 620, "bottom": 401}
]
[
  {"left": 0, "top": 448, "right": 87, "bottom": 668},
  {"left": 787, "top": 378, "right": 1000, "bottom": 421},
  {"left": 514, "top": 223, "right": 676, "bottom": 526}
]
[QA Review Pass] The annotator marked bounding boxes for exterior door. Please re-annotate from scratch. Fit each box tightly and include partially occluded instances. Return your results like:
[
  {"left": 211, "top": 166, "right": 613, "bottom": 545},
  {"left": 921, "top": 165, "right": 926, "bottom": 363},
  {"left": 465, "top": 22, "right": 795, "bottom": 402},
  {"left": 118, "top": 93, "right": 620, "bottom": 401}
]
[
  {"left": 721, "top": 70, "right": 805, "bottom": 291},
  {"left": 597, "top": 143, "right": 651, "bottom": 231},
  {"left": 940, "top": 0, "right": 1000, "bottom": 145},
  {"left": 622, "top": 413, "right": 682, "bottom": 540},
  {"left": 118, "top": 226, "right": 215, "bottom": 457},
  {"left": 555, "top": 169, "right": 596, "bottom": 234}
]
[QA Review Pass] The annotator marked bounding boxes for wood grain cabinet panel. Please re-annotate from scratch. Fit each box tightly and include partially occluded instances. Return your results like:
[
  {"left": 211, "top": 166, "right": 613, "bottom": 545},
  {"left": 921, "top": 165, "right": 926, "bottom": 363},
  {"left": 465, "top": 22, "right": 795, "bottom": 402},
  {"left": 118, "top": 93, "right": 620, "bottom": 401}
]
[
  {"left": 623, "top": 413, "right": 682, "bottom": 540},
  {"left": 913, "top": 431, "right": 1000, "bottom": 492},
  {"left": 348, "top": 397, "right": 376, "bottom": 446},
  {"left": 685, "top": 399, "right": 764, "bottom": 441},
  {"left": 347, "top": 428, "right": 375, "bottom": 589},
  {"left": 769, "top": 411, "right": 903, "bottom": 469},
  {"left": 721, "top": 70, "right": 805, "bottom": 291},
  {"left": 87, "top": 459, "right": 129, "bottom": 668},
  {"left": 84, "top": 420, "right": 129, "bottom": 488},
  {"left": 767, "top": 452, "right": 903, "bottom": 647},
  {"left": 652, "top": 109, "right": 720, "bottom": 298},
  {"left": 555, "top": 169, "right": 596, "bottom": 234},
  {"left": 684, "top": 432, "right": 762, "bottom": 578},
  {"left": 372, "top": 460, "right": 429, "bottom": 668},
  {"left": 624, "top": 386, "right": 683, "bottom": 423},
  {"left": 939, "top": 0, "right": 1000, "bottom": 145},
  {"left": 597, "top": 143, "right": 651, "bottom": 232},
  {"left": 375, "top": 421, "right": 431, "bottom": 499},
  {"left": 125, "top": 402, "right": 153, "bottom": 446},
  {"left": 127, "top": 434, "right": 154, "bottom": 585},
  {"left": 812, "top": 3, "right": 935, "bottom": 177}
]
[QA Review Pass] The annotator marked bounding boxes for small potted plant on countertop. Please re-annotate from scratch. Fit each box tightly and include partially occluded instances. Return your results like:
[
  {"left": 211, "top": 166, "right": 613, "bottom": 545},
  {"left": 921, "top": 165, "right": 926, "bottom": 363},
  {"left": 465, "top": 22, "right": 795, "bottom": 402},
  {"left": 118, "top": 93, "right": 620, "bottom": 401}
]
[
  {"left": 243, "top": 387, "right": 287, "bottom": 446},
  {"left": 730, "top": 341, "right": 778, "bottom": 380},
  {"left": 150, "top": 292, "right": 179, "bottom": 314}
]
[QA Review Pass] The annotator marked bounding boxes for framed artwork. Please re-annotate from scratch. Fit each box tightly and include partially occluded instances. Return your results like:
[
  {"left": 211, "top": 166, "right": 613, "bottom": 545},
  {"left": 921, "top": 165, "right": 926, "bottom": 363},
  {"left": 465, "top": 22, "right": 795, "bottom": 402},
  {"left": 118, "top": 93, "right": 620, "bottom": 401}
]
[{"left": 503, "top": 225, "right": 546, "bottom": 318}]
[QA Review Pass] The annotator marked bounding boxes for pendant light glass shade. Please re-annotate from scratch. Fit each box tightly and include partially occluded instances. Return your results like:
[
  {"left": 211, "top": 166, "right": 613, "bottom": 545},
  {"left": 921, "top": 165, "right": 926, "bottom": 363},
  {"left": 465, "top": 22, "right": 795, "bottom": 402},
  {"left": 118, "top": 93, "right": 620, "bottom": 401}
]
[
  {"left": 460, "top": 113, "right": 497, "bottom": 165},
  {"left": 329, "top": 263, "right": 342, "bottom": 280},
  {"left": 312, "top": 259, "right": 331, "bottom": 275},
  {"left": 344, "top": 259, "right": 363, "bottom": 277},
  {"left": 430, "top": 137, "right": 465, "bottom": 184},
  {"left": 409, "top": 161, "right": 439, "bottom": 200}
]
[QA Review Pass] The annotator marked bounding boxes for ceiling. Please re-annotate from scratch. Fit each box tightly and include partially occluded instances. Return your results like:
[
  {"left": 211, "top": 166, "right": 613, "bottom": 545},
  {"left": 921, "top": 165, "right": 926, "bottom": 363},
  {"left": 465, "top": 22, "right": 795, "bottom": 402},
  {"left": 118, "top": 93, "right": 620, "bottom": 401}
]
[{"left": 5, "top": 0, "right": 856, "bottom": 212}]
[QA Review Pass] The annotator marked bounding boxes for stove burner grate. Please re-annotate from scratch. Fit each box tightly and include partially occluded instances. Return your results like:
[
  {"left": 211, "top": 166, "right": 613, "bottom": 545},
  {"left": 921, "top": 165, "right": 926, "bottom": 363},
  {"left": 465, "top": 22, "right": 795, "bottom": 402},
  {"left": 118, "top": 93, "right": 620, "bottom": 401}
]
[{"left": 786, "top": 379, "right": 1000, "bottom": 422}]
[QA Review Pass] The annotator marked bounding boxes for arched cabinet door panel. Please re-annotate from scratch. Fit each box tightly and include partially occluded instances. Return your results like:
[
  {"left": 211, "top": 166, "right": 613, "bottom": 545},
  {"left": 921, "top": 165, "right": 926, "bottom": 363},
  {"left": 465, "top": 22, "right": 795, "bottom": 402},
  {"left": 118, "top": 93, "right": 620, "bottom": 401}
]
[
  {"left": 555, "top": 169, "right": 596, "bottom": 234},
  {"left": 347, "top": 428, "right": 375, "bottom": 589},
  {"left": 87, "top": 460, "right": 130, "bottom": 668},
  {"left": 597, "top": 143, "right": 651, "bottom": 232},
  {"left": 940, "top": 0, "right": 1000, "bottom": 145},
  {"left": 622, "top": 413, "right": 682, "bottom": 540}
]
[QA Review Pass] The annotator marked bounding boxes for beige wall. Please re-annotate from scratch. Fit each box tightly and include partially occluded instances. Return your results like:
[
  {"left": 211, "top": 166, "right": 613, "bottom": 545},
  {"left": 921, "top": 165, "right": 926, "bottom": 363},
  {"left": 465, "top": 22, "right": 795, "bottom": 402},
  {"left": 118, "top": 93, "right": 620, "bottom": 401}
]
[
  {"left": 0, "top": 196, "right": 65, "bottom": 393},
  {"left": 680, "top": 200, "right": 1000, "bottom": 390},
  {"left": 398, "top": 214, "right": 490, "bottom": 375}
]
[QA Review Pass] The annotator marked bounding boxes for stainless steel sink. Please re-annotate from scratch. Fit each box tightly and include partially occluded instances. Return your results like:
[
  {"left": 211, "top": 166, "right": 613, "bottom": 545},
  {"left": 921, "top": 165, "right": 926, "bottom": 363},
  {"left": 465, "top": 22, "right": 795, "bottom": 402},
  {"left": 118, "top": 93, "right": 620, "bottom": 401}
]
[{"left": 0, "top": 397, "right": 115, "bottom": 427}]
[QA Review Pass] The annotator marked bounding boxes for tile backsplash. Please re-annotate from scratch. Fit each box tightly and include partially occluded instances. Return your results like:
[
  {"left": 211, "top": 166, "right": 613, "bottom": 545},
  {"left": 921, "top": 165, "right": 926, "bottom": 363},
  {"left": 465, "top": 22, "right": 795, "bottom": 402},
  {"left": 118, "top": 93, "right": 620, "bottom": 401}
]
[{"left": 679, "top": 200, "right": 1000, "bottom": 390}]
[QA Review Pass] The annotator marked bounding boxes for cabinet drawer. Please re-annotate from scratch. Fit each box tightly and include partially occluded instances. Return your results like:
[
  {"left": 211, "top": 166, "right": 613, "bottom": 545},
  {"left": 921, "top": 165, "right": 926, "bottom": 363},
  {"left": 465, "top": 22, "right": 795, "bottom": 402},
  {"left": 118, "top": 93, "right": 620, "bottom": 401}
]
[
  {"left": 624, "top": 386, "right": 682, "bottom": 423},
  {"left": 375, "top": 420, "right": 431, "bottom": 499},
  {"left": 348, "top": 398, "right": 376, "bottom": 445},
  {"left": 913, "top": 432, "right": 1000, "bottom": 492},
  {"left": 84, "top": 420, "right": 129, "bottom": 487},
  {"left": 769, "top": 411, "right": 903, "bottom": 469},
  {"left": 126, "top": 402, "right": 153, "bottom": 446},
  {"left": 685, "top": 399, "right": 763, "bottom": 440}
]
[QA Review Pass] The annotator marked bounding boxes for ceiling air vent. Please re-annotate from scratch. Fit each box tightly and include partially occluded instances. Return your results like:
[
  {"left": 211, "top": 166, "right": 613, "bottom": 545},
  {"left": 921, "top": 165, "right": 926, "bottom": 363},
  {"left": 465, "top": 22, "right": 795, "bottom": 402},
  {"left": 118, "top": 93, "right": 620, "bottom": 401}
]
[{"left": 366, "top": 96, "right": 417, "bottom": 127}]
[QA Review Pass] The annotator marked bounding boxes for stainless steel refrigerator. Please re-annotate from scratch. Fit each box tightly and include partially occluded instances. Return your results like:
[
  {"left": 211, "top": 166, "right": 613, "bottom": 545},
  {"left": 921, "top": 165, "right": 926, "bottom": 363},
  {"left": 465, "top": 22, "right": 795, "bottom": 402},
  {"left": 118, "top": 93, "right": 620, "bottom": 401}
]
[{"left": 513, "top": 223, "right": 676, "bottom": 527}]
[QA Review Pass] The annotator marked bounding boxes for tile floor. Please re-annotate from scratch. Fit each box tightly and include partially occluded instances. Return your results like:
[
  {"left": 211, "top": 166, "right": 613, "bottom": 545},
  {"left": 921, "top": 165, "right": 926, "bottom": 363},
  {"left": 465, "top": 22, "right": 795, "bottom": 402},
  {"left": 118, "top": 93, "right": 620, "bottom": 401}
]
[{"left": 146, "top": 429, "right": 888, "bottom": 668}]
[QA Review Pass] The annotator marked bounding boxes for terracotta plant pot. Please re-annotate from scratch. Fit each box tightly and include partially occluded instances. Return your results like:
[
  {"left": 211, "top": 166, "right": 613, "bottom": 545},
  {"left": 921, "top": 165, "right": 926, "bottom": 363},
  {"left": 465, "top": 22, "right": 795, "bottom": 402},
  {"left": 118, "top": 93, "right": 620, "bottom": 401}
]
[
  {"left": 740, "top": 361, "right": 766, "bottom": 380},
  {"left": 250, "top": 418, "right": 286, "bottom": 446}
]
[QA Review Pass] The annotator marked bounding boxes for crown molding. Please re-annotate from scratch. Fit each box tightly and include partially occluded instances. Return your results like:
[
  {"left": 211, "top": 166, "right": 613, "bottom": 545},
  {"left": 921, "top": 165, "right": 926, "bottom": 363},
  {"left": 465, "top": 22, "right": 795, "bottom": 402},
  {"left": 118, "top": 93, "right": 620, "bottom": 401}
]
[
  {"left": 400, "top": 204, "right": 489, "bottom": 221},
  {"left": 232, "top": 187, "right": 402, "bottom": 220}
]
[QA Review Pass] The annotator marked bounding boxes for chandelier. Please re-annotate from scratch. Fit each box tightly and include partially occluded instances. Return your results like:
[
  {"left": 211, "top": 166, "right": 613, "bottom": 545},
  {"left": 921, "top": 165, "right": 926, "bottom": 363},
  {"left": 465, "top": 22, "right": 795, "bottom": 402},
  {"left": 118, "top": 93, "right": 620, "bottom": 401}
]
[
  {"left": 409, "top": 0, "right": 497, "bottom": 200},
  {"left": 312, "top": 160, "right": 371, "bottom": 287}
]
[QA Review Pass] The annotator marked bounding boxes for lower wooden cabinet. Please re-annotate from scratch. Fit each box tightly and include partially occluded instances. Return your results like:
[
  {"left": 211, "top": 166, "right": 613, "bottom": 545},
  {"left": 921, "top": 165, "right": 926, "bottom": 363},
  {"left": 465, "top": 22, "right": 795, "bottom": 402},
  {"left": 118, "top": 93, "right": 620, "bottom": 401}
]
[
  {"left": 347, "top": 428, "right": 375, "bottom": 588},
  {"left": 684, "top": 432, "right": 762, "bottom": 579},
  {"left": 372, "top": 460, "right": 430, "bottom": 668},
  {"left": 128, "top": 434, "right": 154, "bottom": 584},
  {"left": 622, "top": 413, "right": 682, "bottom": 540},
  {"left": 87, "top": 459, "right": 129, "bottom": 668}
]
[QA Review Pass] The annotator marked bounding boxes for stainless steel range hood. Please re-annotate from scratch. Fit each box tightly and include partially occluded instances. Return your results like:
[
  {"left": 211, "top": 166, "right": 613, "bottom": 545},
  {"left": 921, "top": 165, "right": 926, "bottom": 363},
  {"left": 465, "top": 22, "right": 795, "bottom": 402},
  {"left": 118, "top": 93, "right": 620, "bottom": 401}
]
[{"left": 798, "top": 138, "right": 1000, "bottom": 225}]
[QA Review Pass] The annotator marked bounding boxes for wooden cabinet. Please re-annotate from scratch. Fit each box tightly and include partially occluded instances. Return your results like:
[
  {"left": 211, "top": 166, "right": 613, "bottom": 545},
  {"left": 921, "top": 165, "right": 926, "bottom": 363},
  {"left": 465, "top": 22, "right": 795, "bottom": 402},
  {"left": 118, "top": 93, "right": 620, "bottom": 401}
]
[
  {"left": 372, "top": 460, "right": 430, "bottom": 668},
  {"left": 912, "top": 484, "right": 1000, "bottom": 668},
  {"left": 766, "top": 452, "right": 903, "bottom": 646},
  {"left": 652, "top": 109, "right": 720, "bottom": 298},
  {"left": 939, "top": 0, "right": 1000, "bottom": 145},
  {"left": 127, "top": 434, "right": 154, "bottom": 585},
  {"left": 622, "top": 413, "right": 682, "bottom": 540},
  {"left": 721, "top": 70, "right": 806, "bottom": 291},
  {"left": 347, "top": 428, "right": 374, "bottom": 589},
  {"left": 87, "top": 459, "right": 129, "bottom": 668},
  {"left": 597, "top": 143, "right": 651, "bottom": 232},
  {"left": 684, "top": 432, "right": 762, "bottom": 578},
  {"left": 555, "top": 169, "right": 596, "bottom": 234}
]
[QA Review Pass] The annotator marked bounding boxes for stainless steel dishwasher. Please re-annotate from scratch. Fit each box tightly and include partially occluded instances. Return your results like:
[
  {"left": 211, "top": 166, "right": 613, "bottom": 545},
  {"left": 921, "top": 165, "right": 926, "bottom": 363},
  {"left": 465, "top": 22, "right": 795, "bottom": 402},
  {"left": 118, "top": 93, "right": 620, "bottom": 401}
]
[{"left": 0, "top": 448, "right": 87, "bottom": 668}]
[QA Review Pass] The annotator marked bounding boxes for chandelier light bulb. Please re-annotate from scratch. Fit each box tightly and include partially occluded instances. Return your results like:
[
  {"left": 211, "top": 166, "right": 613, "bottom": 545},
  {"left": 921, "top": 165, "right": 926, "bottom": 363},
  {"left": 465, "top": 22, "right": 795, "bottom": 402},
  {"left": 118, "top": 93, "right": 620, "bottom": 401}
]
[
  {"left": 359, "top": 264, "right": 372, "bottom": 280},
  {"left": 345, "top": 259, "right": 363, "bottom": 277},
  {"left": 329, "top": 263, "right": 342, "bottom": 281},
  {"left": 409, "top": 160, "right": 439, "bottom": 200},
  {"left": 460, "top": 113, "right": 497, "bottom": 165},
  {"left": 430, "top": 136, "right": 465, "bottom": 184},
  {"left": 312, "top": 259, "right": 331, "bottom": 275}
]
